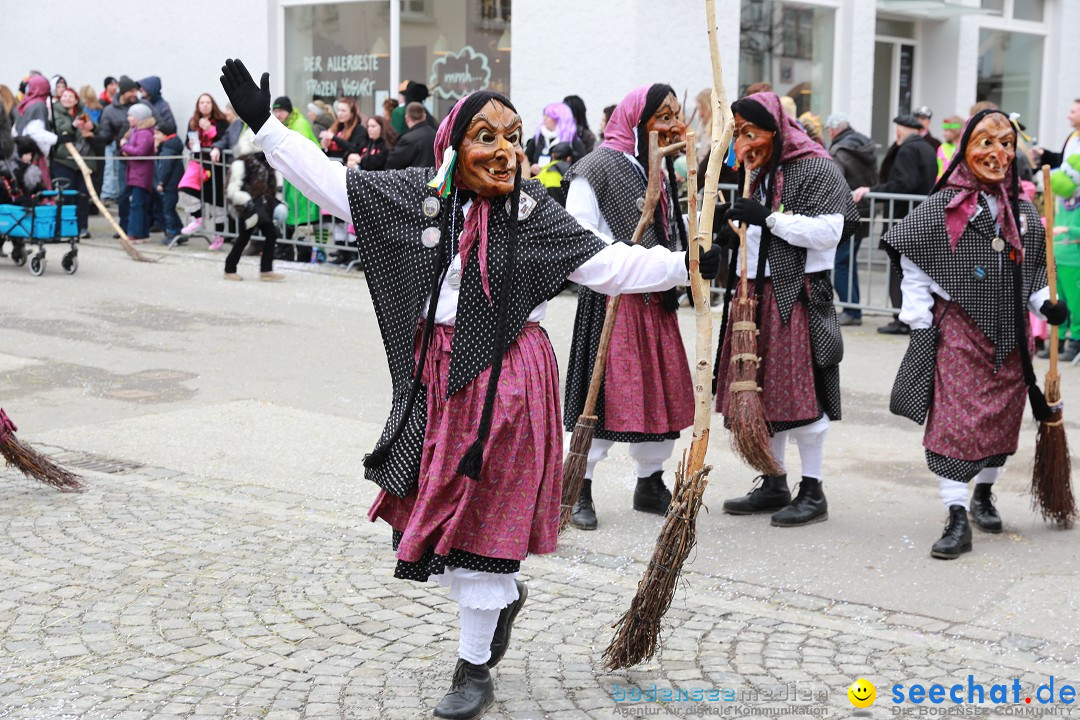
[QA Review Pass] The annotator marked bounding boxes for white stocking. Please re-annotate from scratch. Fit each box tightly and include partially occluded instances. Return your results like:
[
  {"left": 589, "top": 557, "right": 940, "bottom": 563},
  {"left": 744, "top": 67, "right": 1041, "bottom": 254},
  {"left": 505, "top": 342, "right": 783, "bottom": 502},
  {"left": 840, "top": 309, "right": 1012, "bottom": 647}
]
[
  {"left": 769, "top": 431, "right": 788, "bottom": 475},
  {"left": 790, "top": 416, "right": 830, "bottom": 480},
  {"left": 628, "top": 439, "right": 676, "bottom": 477},
  {"left": 458, "top": 605, "right": 500, "bottom": 665},
  {"left": 937, "top": 476, "right": 970, "bottom": 510}
]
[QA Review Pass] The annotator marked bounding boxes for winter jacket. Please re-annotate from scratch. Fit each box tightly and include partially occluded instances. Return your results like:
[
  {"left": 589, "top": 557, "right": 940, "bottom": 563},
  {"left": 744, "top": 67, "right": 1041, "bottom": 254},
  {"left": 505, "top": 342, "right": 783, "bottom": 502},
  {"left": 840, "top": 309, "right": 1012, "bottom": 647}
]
[
  {"left": 95, "top": 94, "right": 136, "bottom": 147},
  {"left": 155, "top": 134, "right": 184, "bottom": 192},
  {"left": 828, "top": 127, "right": 877, "bottom": 191},
  {"left": 52, "top": 105, "right": 96, "bottom": 171},
  {"left": 121, "top": 123, "right": 157, "bottom": 191},
  {"left": 385, "top": 122, "right": 437, "bottom": 169},
  {"left": 136, "top": 76, "right": 177, "bottom": 135},
  {"left": 873, "top": 133, "right": 936, "bottom": 222},
  {"left": 525, "top": 132, "right": 586, "bottom": 165},
  {"left": 226, "top": 130, "right": 278, "bottom": 226},
  {"left": 390, "top": 104, "right": 437, "bottom": 137},
  {"left": 358, "top": 137, "right": 392, "bottom": 171},
  {"left": 13, "top": 102, "right": 57, "bottom": 157},
  {"left": 211, "top": 119, "right": 245, "bottom": 154}
]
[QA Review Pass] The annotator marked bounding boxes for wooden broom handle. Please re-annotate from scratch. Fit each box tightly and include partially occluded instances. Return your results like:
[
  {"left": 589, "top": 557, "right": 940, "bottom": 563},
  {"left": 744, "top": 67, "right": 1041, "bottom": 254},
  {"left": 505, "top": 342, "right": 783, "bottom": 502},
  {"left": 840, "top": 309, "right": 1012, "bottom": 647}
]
[
  {"left": 1042, "top": 165, "right": 1059, "bottom": 377},
  {"left": 582, "top": 132, "right": 679, "bottom": 414},
  {"left": 736, "top": 173, "right": 752, "bottom": 297}
]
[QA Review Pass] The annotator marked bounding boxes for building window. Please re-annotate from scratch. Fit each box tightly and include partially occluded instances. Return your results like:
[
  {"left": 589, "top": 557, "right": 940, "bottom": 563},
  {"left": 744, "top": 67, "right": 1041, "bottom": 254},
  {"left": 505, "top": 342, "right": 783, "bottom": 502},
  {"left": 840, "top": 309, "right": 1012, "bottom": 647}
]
[
  {"left": 400, "top": 0, "right": 511, "bottom": 119},
  {"left": 739, "top": 0, "right": 835, "bottom": 118},
  {"left": 1013, "top": 0, "right": 1044, "bottom": 22},
  {"left": 283, "top": 2, "right": 391, "bottom": 118},
  {"left": 976, "top": 28, "right": 1043, "bottom": 131}
]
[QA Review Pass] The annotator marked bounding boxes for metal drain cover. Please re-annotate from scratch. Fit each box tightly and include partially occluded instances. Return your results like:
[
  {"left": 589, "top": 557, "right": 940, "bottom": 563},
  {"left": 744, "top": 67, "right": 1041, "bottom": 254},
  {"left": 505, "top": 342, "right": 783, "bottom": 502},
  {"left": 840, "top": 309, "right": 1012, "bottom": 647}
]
[{"left": 57, "top": 452, "right": 145, "bottom": 475}]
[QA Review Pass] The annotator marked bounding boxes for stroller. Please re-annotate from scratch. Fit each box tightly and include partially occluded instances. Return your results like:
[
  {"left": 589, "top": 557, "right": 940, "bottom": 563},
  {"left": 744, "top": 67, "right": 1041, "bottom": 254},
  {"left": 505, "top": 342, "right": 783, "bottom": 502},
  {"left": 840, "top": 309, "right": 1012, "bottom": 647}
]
[{"left": 0, "top": 148, "right": 82, "bottom": 277}]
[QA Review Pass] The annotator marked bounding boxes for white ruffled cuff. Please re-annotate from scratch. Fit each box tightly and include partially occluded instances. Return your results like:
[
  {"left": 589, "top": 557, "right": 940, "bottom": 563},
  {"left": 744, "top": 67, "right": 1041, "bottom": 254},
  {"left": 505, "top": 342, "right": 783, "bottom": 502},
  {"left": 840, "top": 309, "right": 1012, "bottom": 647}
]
[{"left": 431, "top": 568, "right": 520, "bottom": 610}]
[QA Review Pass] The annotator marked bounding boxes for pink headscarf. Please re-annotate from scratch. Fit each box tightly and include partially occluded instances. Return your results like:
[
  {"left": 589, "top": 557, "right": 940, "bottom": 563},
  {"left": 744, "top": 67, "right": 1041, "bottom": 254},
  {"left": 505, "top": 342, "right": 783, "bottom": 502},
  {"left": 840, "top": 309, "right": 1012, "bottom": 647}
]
[
  {"left": 16, "top": 75, "right": 50, "bottom": 116},
  {"left": 740, "top": 92, "right": 831, "bottom": 208},
  {"left": 938, "top": 111, "right": 1022, "bottom": 255},
  {"left": 600, "top": 85, "right": 650, "bottom": 155},
  {"left": 432, "top": 93, "right": 502, "bottom": 302},
  {"left": 599, "top": 85, "right": 675, "bottom": 244}
]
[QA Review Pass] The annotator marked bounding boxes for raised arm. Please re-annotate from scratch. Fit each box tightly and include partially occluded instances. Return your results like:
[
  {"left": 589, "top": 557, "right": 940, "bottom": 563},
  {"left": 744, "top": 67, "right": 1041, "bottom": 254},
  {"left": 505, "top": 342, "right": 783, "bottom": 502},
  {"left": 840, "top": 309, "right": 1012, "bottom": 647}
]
[
  {"left": 220, "top": 58, "right": 350, "bottom": 221},
  {"left": 255, "top": 116, "right": 350, "bottom": 221}
]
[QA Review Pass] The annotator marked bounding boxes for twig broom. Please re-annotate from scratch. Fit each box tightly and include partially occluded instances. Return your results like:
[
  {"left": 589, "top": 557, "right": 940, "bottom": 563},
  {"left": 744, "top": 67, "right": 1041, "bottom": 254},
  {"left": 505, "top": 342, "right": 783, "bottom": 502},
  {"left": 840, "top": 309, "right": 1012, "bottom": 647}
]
[
  {"left": 0, "top": 408, "right": 83, "bottom": 491},
  {"left": 601, "top": 0, "right": 739, "bottom": 670},
  {"left": 559, "top": 132, "right": 687, "bottom": 532},
  {"left": 1032, "top": 166, "right": 1075, "bottom": 527},
  {"left": 65, "top": 142, "right": 155, "bottom": 263}
]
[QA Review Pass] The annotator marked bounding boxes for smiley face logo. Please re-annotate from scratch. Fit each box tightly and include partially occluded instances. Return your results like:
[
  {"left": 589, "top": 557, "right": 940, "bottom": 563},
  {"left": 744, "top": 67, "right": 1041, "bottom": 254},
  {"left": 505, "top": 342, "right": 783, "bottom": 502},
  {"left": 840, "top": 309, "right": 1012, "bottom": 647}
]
[{"left": 848, "top": 678, "right": 876, "bottom": 708}]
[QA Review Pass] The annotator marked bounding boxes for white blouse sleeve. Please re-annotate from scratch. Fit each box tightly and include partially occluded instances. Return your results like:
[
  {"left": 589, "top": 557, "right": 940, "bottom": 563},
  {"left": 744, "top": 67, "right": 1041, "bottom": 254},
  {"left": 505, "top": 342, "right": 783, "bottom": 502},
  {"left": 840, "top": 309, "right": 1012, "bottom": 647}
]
[
  {"left": 898, "top": 255, "right": 947, "bottom": 330},
  {"left": 568, "top": 243, "right": 688, "bottom": 296},
  {"left": 565, "top": 176, "right": 605, "bottom": 235},
  {"left": 768, "top": 212, "right": 844, "bottom": 251},
  {"left": 253, "top": 115, "right": 352, "bottom": 222},
  {"left": 1030, "top": 286, "right": 1051, "bottom": 317}
]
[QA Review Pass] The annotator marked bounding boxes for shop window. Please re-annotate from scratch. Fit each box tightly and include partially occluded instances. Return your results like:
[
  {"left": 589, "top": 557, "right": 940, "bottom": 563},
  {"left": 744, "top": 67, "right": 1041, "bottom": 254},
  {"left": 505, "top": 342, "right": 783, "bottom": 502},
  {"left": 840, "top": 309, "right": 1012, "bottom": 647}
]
[
  {"left": 976, "top": 28, "right": 1043, "bottom": 131},
  {"left": 400, "top": 0, "right": 511, "bottom": 119},
  {"left": 283, "top": 2, "right": 390, "bottom": 119},
  {"left": 739, "top": 0, "right": 835, "bottom": 118}
]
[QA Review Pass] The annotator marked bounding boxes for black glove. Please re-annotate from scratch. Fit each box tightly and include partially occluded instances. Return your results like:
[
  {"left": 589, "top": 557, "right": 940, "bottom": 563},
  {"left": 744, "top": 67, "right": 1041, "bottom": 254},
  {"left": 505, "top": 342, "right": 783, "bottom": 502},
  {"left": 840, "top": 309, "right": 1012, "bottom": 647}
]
[
  {"left": 219, "top": 58, "right": 271, "bottom": 134},
  {"left": 57, "top": 132, "right": 75, "bottom": 146},
  {"left": 725, "top": 197, "right": 772, "bottom": 228},
  {"left": 685, "top": 244, "right": 722, "bottom": 280},
  {"left": 1041, "top": 298, "right": 1069, "bottom": 326}
]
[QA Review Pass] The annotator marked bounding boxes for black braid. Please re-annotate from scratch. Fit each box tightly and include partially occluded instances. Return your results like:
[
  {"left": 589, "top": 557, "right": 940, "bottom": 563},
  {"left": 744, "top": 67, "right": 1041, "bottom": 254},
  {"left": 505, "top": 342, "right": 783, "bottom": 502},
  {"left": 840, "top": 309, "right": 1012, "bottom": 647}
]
[{"left": 457, "top": 170, "right": 522, "bottom": 480}]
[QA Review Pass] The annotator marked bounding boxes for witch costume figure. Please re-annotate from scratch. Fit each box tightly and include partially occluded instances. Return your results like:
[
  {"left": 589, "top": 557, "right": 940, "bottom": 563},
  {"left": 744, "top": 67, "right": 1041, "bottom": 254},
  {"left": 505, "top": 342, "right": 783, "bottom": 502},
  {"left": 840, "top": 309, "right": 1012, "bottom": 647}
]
[
  {"left": 714, "top": 92, "right": 859, "bottom": 527},
  {"left": 561, "top": 84, "right": 694, "bottom": 531},
  {"left": 882, "top": 109, "right": 1066, "bottom": 560},
  {"left": 219, "top": 60, "right": 720, "bottom": 719}
]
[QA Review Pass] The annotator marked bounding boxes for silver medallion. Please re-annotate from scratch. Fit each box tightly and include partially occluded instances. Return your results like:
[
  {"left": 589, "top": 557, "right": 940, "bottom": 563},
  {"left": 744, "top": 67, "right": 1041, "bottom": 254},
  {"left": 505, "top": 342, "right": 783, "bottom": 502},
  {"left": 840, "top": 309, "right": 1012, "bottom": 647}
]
[
  {"left": 423, "top": 196, "right": 441, "bottom": 218},
  {"left": 448, "top": 267, "right": 462, "bottom": 290},
  {"left": 636, "top": 197, "right": 646, "bottom": 212},
  {"left": 991, "top": 236, "right": 1006, "bottom": 252},
  {"left": 421, "top": 227, "right": 441, "bottom": 248}
]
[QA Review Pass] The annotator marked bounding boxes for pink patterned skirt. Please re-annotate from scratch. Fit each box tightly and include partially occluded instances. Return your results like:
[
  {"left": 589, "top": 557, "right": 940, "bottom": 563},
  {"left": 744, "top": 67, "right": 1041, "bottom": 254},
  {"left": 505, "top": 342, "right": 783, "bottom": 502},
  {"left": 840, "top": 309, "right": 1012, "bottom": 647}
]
[
  {"left": 924, "top": 301, "right": 1028, "bottom": 461},
  {"left": 368, "top": 322, "right": 562, "bottom": 563},
  {"left": 715, "top": 278, "right": 818, "bottom": 423},
  {"left": 603, "top": 294, "right": 695, "bottom": 434}
]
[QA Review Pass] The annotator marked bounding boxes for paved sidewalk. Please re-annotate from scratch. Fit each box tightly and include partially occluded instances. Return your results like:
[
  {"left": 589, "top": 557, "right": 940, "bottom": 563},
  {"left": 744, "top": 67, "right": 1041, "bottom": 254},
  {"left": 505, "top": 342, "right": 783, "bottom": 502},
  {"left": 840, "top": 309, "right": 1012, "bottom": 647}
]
[{"left": 3, "top": 235, "right": 1080, "bottom": 719}]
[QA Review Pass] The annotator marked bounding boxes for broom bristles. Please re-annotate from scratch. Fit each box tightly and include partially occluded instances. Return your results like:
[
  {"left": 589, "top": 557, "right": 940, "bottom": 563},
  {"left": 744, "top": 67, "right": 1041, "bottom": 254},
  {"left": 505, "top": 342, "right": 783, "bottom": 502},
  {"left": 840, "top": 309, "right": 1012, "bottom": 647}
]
[
  {"left": 727, "top": 297, "right": 782, "bottom": 475},
  {"left": 1032, "top": 408, "right": 1075, "bottom": 528},
  {"left": 603, "top": 455, "right": 712, "bottom": 670},
  {"left": 1, "top": 436, "right": 84, "bottom": 492},
  {"left": 559, "top": 415, "right": 597, "bottom": 532}
]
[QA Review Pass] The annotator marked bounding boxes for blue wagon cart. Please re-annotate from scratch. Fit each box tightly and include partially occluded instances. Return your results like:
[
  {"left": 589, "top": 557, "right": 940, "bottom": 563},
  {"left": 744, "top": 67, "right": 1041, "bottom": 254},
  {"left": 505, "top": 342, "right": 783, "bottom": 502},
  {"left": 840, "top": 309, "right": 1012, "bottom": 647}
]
[{"left": 0, "top": 182, "right": 80, "bottom": 276}]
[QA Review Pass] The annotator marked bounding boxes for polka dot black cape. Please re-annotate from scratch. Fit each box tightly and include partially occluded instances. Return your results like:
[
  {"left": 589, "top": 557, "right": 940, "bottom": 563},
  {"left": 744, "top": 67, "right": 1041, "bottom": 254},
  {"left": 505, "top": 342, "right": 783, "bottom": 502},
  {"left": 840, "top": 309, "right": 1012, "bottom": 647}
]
[{"left": 345, "top": 167, "right": 607, "bottom": 497}]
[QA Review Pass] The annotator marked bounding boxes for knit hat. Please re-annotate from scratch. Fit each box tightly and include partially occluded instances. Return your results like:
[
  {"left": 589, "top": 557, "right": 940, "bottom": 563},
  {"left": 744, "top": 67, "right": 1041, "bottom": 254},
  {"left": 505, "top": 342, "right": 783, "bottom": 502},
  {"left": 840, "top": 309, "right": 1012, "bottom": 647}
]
[
  {"left": 893, "top": 114, "right": 923, "bottom": 129},
  {"left": 127, "top": 103, "right": 153, "bottom": 122},
  {"left": 104, "top": 76, "right": 117, "bottom": 88},
  {"left": 272, "top": 96, "right": 293, "bottom": 113},
  {"left": 117, "top": 75, "right": 137, "bottom": 96}
]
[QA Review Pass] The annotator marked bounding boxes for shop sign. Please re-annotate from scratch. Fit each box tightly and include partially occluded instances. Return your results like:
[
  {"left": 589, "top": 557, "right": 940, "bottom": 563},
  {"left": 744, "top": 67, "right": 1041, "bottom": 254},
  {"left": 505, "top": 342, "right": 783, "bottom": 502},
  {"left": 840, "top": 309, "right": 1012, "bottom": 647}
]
[
  {"left": 301, "top": 54, "right": 381, "bottom": 98},
  {"left": 430, "top": 46, "right": 492, "bottom": 99}
]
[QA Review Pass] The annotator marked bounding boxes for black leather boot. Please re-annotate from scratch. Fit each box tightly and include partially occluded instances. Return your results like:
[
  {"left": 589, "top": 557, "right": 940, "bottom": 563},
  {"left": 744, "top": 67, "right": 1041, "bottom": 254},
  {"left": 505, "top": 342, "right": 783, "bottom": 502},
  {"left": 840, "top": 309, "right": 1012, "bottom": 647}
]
[
  {"left": 633, "top": 471, "right": 672, "bottom": 515},
  {"left": 970, "top": 484, "right": 1003, "bottom": 533},
  {"left": 570, "top": 478, "right": 597, "bottom": 530},
  {"left": 771, "top": 477, "right": 828, "bottom": 527},
  {"left": 487, "top": 580, "right": 528, "bottom": 668},
  {"left": 931, "top": 505, "right": 973, "bottom": 559},
  {"left": 432, "top": 659, "right": 495, "bottom": 719},
  {"left": 723, "top": 474, "right": 790, "bottom": 515}
]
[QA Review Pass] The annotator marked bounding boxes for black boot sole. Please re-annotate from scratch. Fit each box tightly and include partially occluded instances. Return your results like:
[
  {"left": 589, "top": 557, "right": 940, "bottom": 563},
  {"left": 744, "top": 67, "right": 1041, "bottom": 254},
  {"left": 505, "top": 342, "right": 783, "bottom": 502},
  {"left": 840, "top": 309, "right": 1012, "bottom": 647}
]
[
  {"left": 971, "top": 519, "right": 1003, "bottom": 534},
  {"left": 723, "top": 504, "right": 788, "bottom": 515},
  {"left": 569, "top": 517, "right": 597, "bottom": 531},
  {"left": 931, "top": 543, "right": 972, "bottom": 560},
  {"left": 632, "top": 503, "right": 668, "bottom": 515},
  {"left": 432, "top": 696, "right": 494, "bottom": 720},
  {"left": 771, "top": 511, "right": 828, "bottom": 527}
]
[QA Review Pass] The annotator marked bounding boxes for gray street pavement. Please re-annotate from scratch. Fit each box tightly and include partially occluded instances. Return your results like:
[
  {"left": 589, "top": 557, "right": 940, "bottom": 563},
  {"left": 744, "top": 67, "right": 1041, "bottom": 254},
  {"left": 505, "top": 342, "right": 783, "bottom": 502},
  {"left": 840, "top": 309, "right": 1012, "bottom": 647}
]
[{"left": 2, "top": 228, "right": 1080, "bottom": 720}]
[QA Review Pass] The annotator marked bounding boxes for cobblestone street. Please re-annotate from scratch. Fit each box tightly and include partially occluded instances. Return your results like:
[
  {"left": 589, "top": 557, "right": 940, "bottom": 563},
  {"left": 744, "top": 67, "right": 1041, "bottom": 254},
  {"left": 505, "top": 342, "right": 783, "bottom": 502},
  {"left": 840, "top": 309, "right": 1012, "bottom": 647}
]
[{"left": 3, "top": 237, "right": 1080, "bottom": 719}]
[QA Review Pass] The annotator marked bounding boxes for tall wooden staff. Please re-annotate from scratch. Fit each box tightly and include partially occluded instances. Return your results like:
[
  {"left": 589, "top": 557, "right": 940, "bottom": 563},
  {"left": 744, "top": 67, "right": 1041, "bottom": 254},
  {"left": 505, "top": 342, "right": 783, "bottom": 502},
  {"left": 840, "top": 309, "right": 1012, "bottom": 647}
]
[
  {"left": 1032, "top": 165, "right": 1075, "bottom": 527},
  {"left": 559, "top": 132, "right": 686, "bottom": 532},
  {"left": 65, "top": 143, "right": 154, "bottom": 263},
  {"left": 602, "top": 0, "right": 737, "bottom": 669}
]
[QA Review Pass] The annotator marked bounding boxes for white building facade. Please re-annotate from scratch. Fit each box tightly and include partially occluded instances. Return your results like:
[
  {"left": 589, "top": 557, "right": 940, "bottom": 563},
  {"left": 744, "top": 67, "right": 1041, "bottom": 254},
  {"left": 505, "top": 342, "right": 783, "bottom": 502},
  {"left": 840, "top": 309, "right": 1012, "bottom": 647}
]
[{"left": 3, "top": 0, "right": 1077, "bottom": 155}]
